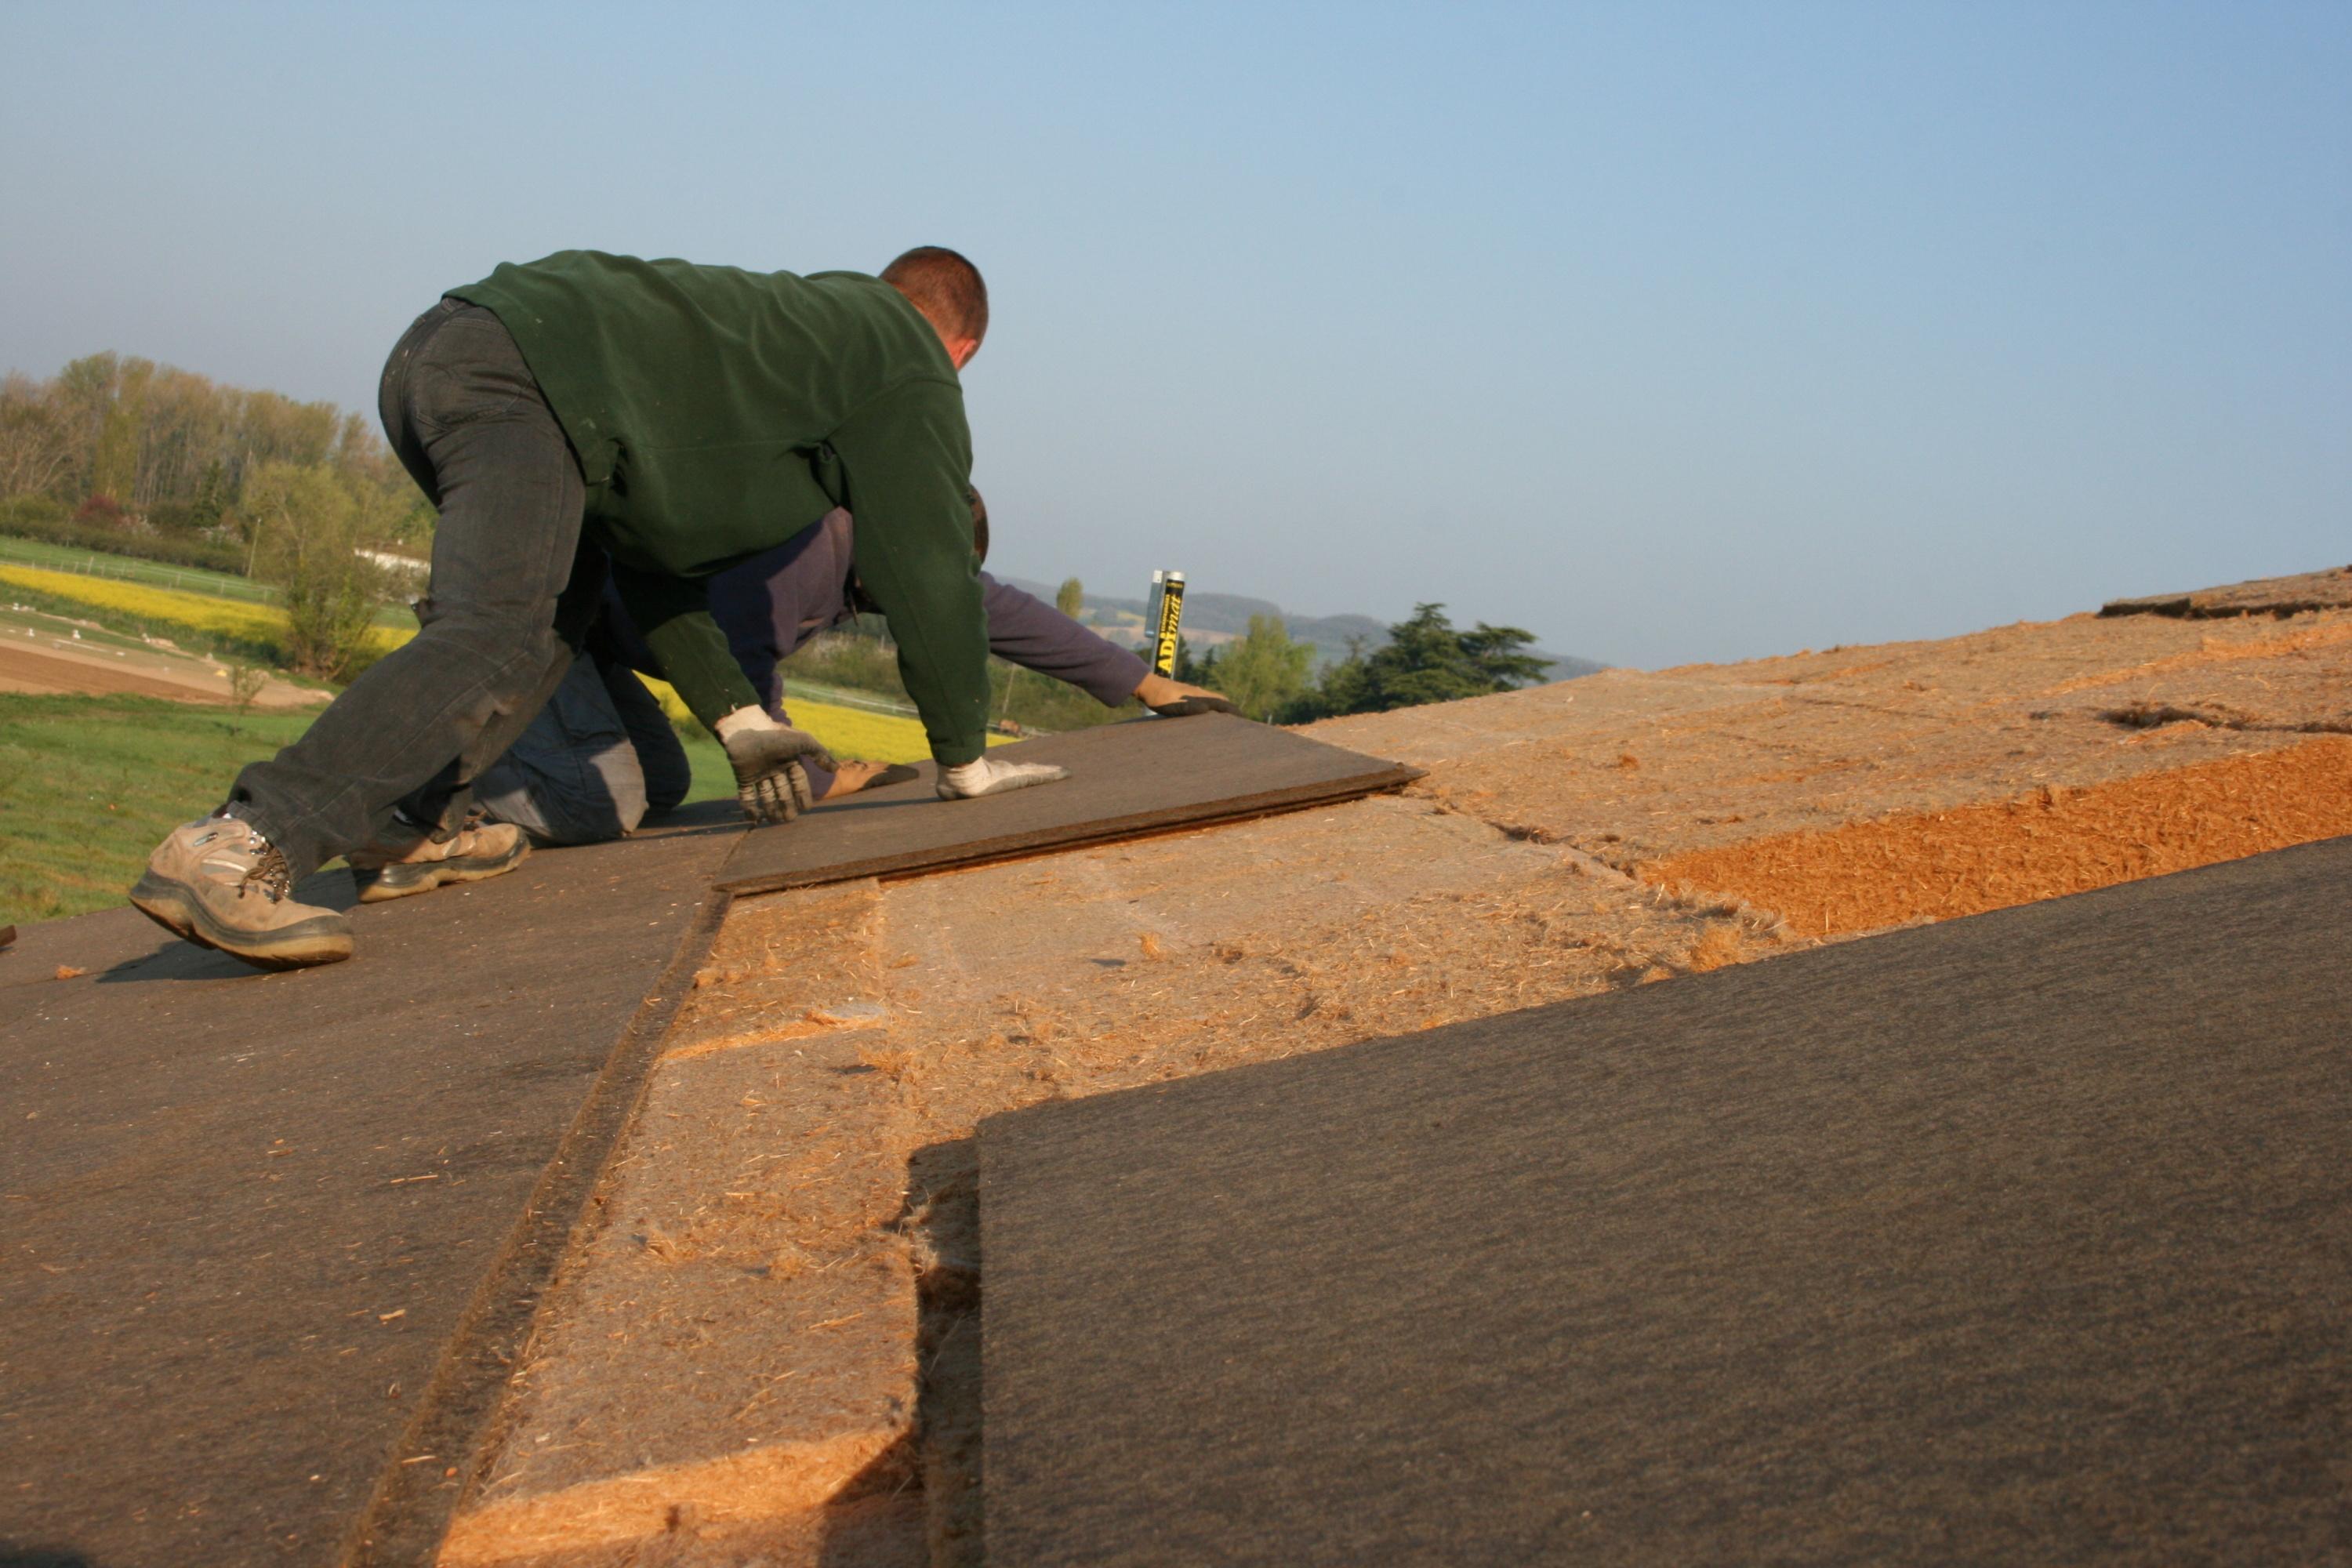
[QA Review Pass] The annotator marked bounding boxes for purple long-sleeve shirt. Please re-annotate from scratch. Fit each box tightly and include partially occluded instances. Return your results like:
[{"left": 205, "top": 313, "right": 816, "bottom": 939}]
[{"left": 608, "top": 508, "right": 1149, "bottom": 720}]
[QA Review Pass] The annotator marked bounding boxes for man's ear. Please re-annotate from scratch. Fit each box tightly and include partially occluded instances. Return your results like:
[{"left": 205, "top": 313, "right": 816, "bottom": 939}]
[{"left": 944, "top": 336, "right": 981, "bottom": 370}]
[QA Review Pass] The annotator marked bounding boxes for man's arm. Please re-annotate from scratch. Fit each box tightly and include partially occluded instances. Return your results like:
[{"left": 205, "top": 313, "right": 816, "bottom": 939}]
[
  {"left": 829, "top": 387, "right": 1070, "bottom": 799},
  {"left": 979, "top": 573, "right": 1149, "bottom": 705},
  {"left": 606, "top": 565, "right": 831, "bottom": 823},
  {"left": 979, "top": 573, "right": 1234, "bottom": 716},
  {"left": 829, "top": 383, "right": 994, "bottom": 765},
  {"left": 706, "top": 510, "right": 858, "bottom": 720},
  {"left": 607, "top": 568, "right": 760, "bottom": 728}
]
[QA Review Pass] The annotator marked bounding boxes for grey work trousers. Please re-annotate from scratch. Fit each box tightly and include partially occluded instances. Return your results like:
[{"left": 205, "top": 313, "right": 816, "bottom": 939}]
[{"left": 228, "top": 299, "right": 599, "bottom": 877}]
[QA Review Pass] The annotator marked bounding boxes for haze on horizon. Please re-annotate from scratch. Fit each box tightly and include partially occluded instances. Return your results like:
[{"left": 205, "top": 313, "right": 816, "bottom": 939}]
[{"left": 2, "top": 2, "right": 2343, "bottom": 671}]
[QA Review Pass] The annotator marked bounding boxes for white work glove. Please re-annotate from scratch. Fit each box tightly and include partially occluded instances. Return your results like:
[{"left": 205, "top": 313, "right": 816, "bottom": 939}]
[
  {"left": 715, "top": 706, "right": 836, "bottom": 824},
  {"left": 935, "top": 754, "right": 1071, "bottom": 800}
]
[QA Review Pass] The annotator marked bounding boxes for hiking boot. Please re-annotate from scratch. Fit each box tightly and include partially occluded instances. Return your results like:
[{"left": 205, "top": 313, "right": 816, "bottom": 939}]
[
  {"left": 347, "top": 818, "right": 529, "bottom": 904},
  {"left": 129, "top": 813, "right": 354, "bottom": 970}
]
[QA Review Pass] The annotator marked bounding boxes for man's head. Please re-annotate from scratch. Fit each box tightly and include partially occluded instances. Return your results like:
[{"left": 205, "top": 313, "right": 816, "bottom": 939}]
[{"left": 882, "top": 246, "right": 988, "bottom": 369}]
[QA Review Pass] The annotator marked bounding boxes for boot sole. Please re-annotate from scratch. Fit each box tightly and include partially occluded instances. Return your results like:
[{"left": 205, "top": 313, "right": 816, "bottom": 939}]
[
  {"left": 351, "top": 838, "right": 531, "bottom": 904},
  {"left": 129, "top": 872, "right": 354, "bottom": 971}
]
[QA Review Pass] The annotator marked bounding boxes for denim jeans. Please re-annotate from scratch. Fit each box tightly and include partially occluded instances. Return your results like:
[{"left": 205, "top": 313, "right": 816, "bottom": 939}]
[
  {"left": 228, "top": 299, "right": 600, "bottom": 877},
  {"left": 472, "top": 646, "right": 692, "bottom": 845}
]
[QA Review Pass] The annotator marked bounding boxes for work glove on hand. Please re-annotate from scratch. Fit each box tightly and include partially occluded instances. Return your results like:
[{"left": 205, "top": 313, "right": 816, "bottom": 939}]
[
  {"left": 716, "top": 706, "right": 837, "bottom": 824},
  {"left": 1148, "top": 693, "right": 1236, "bottom": 717},
  {"left": 935, "top": 754, "right": 1071, "bottom": 801},
  {"left": 1131, "top": 673, "right": 1238, "bottom": 718}
]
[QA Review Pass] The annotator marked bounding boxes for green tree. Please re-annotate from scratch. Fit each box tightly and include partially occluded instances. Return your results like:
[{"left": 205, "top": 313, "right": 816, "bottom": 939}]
[
  {"left": 95, "top": 358, "right": 153, "bottom": 506},
  {"left": 191, "top": 459, "right": 230, "bottom": 530},
  {"left": 1208, "top": 614, "right": 1314, "bottom": 720},
  {"left": 242, "top": 462, "right": 395, "bottom": 681},
  {"left": 1283, "top": 637, "right": 1367, "bottom": 723},
  {"left": 1286, "top": 604, "right": 1548, "bottom": 720},
  {"left": 226, "top": 659, "right": 268, "bottom": 726},
  {"left": 0, "top": 373, "right": 77, "bottom": 499},
  {"left": 1055, "top": 576, "right": 1083, "bottom": 619}
]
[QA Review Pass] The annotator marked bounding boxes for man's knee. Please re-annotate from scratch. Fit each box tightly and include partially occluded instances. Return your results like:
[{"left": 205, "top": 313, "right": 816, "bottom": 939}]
[
  {"left": 475, "top": 756, "right": 638, "bottom": 846},
  {"left": 406, "top": 604, "right": 564, "bottom": 688}
]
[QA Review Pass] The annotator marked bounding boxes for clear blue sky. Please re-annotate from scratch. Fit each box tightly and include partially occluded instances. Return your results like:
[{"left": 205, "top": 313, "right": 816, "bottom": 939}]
[{"left": 3, "top": 2, "right": 2345, "bottom": 667}]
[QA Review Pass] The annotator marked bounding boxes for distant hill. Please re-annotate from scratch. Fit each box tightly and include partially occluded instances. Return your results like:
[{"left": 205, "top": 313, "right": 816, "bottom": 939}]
[{"left": 1000, "top": 577, "right": 1606, "bottom": 683}]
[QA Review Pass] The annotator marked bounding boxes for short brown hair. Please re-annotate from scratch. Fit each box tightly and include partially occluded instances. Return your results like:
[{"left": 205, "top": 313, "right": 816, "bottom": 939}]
[{"left": 881, "top": 246, "right": 989, "bottom": 345}]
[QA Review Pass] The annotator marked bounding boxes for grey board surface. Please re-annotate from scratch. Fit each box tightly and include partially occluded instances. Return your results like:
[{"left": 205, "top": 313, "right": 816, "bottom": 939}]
[
  {"left": 0, "top": 906, "right": 180, "bottom": 1023},
  {"left": 979, "top": 839, "right": 2352, "bottom": 1567},
  {"left": 2100, "top": 564, "right": 2352, "bottom": 619},
  {"left": 716, "top": 712, "right": 1417, "bottom": 895},
  {"left": 0, "top": 805, "right": 740, "bottom": 1568}
]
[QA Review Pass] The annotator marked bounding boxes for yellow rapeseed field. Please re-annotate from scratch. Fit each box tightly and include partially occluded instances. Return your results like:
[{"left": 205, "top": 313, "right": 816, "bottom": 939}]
[
  {"left": 0, "top": 564, "right": 286, "bottom": 644},
  {"left": 636, "top": 675, "right": 982, "bottom": 764},
  {"left": 0, "top": 564, "right": 408, "bottom": 656}
]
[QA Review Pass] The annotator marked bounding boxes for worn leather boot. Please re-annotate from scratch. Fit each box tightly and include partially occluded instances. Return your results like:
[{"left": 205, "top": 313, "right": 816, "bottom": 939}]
[
  {"left": 129, "top": 813, "right": 354, "bottom": 970},
  {"left": 346, "top": 818, "right": 529, "bottom": 904}
]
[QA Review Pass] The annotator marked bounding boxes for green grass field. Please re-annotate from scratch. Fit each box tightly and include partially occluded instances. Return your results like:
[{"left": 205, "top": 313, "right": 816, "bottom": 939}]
[
  {"left": 0, "top": 692, "right": 735, "bottom": 926},
  {"left": 0, "top": 533, "right": 275, "bottom": 601},
  {"left": 0, "top": 694, "right": 315, "bottom": 924}
]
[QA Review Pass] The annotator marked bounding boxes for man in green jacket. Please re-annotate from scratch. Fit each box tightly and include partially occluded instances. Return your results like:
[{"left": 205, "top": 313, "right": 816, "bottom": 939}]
[{"left": 129, "top": 246, "right": 1063, "bottom": 970}]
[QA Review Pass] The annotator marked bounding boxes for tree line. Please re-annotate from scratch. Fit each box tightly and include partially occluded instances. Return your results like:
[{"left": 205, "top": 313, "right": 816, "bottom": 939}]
[
  {"left": 0, "top": 351, "right": 430, "bottom": 564},
  {"left": 1, "top": 352, "right": 432, "bottom": 676},
  {"left": 1042, "top": 580, "right": 1555, "bottom": 722},
  {"left": 1181, "top": 602, "right": 1551, "bottom": 720}
]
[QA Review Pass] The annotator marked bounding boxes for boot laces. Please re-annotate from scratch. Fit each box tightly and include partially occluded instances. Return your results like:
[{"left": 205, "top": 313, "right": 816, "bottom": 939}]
[{"left": 238, "top": 835, "right": 293, "bottom": 902}]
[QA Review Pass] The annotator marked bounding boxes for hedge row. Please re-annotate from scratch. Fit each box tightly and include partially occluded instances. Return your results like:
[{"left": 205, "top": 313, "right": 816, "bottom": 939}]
[{"left": 0, "top": 497, "right": 248, "bottom": 574}]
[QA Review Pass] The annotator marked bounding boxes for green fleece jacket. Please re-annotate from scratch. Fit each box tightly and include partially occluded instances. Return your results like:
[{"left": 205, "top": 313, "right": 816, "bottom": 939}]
[{"left": 451, "top": 250, "right": 990, "bottom": 765}]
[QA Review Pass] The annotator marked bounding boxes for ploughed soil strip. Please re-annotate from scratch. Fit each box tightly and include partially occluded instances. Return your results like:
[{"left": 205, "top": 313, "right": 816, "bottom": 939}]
[
  {"left": 1641, "top": 735, "right": 2352, "bottom": 938},
  {"left": 978, "top": 840, "right": 2352, "bottom": 1567},
  {"left": 0, "top": 810, "right": 739, "bottom": 1568},
  {"left": 0, "top": 636, "right": 325, "bottom": 706},
  {"left": 0, "top": 638, "right": 220, "bottom": 699}
]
